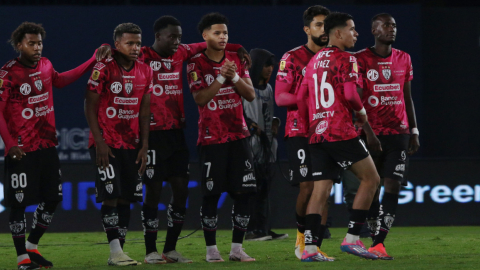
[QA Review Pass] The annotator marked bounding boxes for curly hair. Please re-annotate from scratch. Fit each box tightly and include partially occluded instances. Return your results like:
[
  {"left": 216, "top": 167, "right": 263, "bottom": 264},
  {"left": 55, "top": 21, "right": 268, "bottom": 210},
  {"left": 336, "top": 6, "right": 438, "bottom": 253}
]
[
  {"left": 324, "top": 12, "right": 354, "bottom": 36},
  {"left": 197, "top": 12, "right": 229, "bottom": 34},
  {"left": 9, "top": 22, "right": 46, "bottom": 52},
  {"left": 153, "top": 16, "right": 181, "bottom": 33},
  {"left": 303, "top": 5, "right": 331, "bottom": 27},
  {"left": 113, "top": 23, "right": 142, "bottom": 42}
]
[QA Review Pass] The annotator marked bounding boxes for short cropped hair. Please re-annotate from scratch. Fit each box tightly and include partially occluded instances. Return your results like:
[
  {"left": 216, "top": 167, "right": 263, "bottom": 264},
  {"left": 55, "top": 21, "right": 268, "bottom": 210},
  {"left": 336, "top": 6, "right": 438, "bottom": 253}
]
[
  {"left": 303, "top": 5, "right": 331, "bottom": 27},
  {"left": 153, "top": 16, "right": 181, "bottom": 33},
  {"left": 324, "top": 12, "right": 354, "bottom": 35},
  {"left": 371, "top": 13, "right": 393, "bottom": 26},
  {"left": 9, "top": 22, "right": 46, "bottom": 51},
  {"left": 113, "top": 23, "right": 142, "bottom": 42},
  {"left": 197, "top": 12, "right": 229, "bottom": 34}
]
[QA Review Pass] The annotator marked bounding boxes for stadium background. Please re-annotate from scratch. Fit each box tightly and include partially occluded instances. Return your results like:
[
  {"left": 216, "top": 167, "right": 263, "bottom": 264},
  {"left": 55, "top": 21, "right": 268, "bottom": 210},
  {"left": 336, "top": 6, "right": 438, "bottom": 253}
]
[{"left": 0, "top": 1, "right": 478, "bottom": 232}]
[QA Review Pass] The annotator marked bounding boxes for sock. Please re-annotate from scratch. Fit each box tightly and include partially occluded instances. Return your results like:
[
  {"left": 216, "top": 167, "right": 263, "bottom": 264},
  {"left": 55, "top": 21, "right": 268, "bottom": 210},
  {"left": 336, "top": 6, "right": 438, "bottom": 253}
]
[
  {"left": 367, "top": 199, "right": 380, "bottom": 241},
  {"left": 304, "top": 214, "right": 321, "bottom": 254},
  {"left": 101, "top": 205, "right": 119, "bottom": 244},
  {"left": 9, "top": 207, "right": 27, "bottom": 257},
  {"left": 27, "top": 201, "right": 58, "bottom": 247},
  {"left": 296, "top": 213, "right": 306, "bottom": 234},
  {"left": 231, "top": 194, "right": 251, "bottom": 244},
  {"left": 347, "top": 209, "right": 368, "bottom": 237},
  {"left": 345, "top": 233, "right": 360, "bottom": 243},
  {"left": 109, "top": 239, "right": 122, "bottom": 254},
  {"left": 117, "top": 204, "right": 130, "bottom": 249},
  {"left": 317, "top": 224, "right": 327, "bottom": 249},
  {"left": 25, "top": 241, "right": 37, "bottom": 250},
  {"left": 231, "top": 242, "right": 242, "bottom": 251},
  {"left": 163, "top": 204, "right": 186, "bottom": 253},
  {"left": 373, "top": 192, "right": 399, "bottom": 246},
  {"left": 141, "top": 203, "right": 159, "bottom": 255},
  {"left": 206, "top": 245, "right": 218, "bottom": 253},
  {"left": 17, "top": 254, "right": 29, "bottom": 264},
  {"left": 201, "top": 195, "right": 220, "bottom": 246}
]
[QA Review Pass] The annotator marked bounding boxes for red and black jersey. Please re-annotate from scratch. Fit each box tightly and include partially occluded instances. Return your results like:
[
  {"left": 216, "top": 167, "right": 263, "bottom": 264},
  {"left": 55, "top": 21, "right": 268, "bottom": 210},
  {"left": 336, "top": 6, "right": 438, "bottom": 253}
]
[
  {"left": 187, "top": 51, "right": 250, "bottom": 146},
  {"left": 87, "top": 58, "right": 153, "bottom": 149}
]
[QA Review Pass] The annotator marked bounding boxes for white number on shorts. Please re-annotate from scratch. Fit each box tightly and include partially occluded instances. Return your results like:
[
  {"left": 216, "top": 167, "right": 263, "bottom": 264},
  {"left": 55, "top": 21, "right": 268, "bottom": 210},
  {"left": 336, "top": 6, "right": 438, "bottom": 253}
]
[
  {"left": 147, "top": 150, "right": 156, "bottom": 165},
  {"left": 297, "top": 149, "right": 306, "bottom": 164},
  {"left": 204, "top": 162, "right": 212, "bottom": 178},
  {"left": 11, "top": 173, "right": 27, "bottom": 189},
  {"left": 98, "top": 164, "right": 115, "bottom": 181},
  {"left": 313, "top": 72, "right": 335, "bottom": 109}
]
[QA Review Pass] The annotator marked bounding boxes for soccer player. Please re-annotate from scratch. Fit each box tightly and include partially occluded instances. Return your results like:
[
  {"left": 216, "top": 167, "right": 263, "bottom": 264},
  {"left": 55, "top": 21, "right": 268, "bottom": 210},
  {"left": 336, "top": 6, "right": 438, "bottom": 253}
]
[
  {"left": 0, "top": 22, "right": 97, "bottom": 269},
  {"left": 274, "top": 5, "right": 334, "bottom": 260},
  {"left": 297, "top": 12, "right": 380, "bottom": 261},
  {"left": 95, "top": 16, "right": 248, "bottom": 264},
  {"left": 187, "top": 12, "right": 256, "bottom": 262},
  {"left": 85, "top": 23, "right": 152, "bottom": 266},
  {"left": 354, "top": 13, "right": 419, "bottom": 259}
]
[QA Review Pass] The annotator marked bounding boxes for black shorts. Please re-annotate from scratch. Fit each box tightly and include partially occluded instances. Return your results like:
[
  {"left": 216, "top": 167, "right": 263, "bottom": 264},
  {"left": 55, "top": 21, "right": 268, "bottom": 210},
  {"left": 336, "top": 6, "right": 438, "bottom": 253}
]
[
  {"left": 286, "top": 136, "right": 312, "bottom": 186},
  {"left": 309, "top": 137, "right": 370, "bottom": 183},
  {"left": 143, "top": 129, "right": 189, "bottom": 184},
  {"left": 366, "top": 134, "right": 409, "bottom": 186},
  {"left": 198, "top": 138, "right": 256, "bottom": 195},
  {"left": 89, "top": 148, "right": 143, "bottom": 203},
  {"left": 3, "top": 147, "right": 62, "bottom": 207}
]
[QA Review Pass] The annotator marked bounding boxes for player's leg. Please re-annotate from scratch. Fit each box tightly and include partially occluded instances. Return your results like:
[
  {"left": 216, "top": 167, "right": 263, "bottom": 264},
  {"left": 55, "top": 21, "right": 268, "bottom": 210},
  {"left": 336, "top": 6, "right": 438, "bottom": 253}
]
[
  {"left": 227, "top": 138, "right": 256, "bottom": 262},
  {"left": 116, "top": 199, "right": 130, "bottom": 250},
  {"left": 199, "top": 143, "right": 228, "bottom": 262}
]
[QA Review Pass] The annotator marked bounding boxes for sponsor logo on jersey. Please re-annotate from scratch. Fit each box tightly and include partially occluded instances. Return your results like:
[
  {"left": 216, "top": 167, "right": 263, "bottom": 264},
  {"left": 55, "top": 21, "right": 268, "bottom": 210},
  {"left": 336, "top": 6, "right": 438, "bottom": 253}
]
[
  {"left": 316, "top": 50, "right": 333, "bottom": 59},
  {"left": 88, "top": 79, "right": 99, "bottom": 86},
  {"left": 0, "top": 70, "right": 7, "bottom": 78},
  {"left": 315, "top": 120, "right": 328, "bottom": 135},
  {"left": 136, "top": 183, "right": 143, "bottom": 192},
  {"left": 207, "top": 100, "right": 217, "bottom": 111},
  {"left": 158, "top": 72, "right": 179, "bottom": 81},
  {"left": 312, "top": 111, "right": 334, "bottom": 120},
  {"left": 312, "top": 172, "right": 322, "bottom": 176},
  {"left": 187, "top": 63, "right": 195, "bottom": 73},
  {"left": 28, "top": 92, "right": 49, "bottom": 104},
  {"left": 152, "top": 84, "right": 163, "bottom": 96},
  {"left": 373, "top": 84, "right": 400, "bottom": 92},
  {"left": 29, "top": 72, "right": 41, "bottom": 77},
  {"left": 280, "top": 53, "right": 290, "bottom": 61},
  {"left": 368, "top": 96, "right": 379, "bottom": 107},
  {"left": 94, "top": 62, "right": 106, "bottom": 70},
  {"left": 396, "top": 164, "right": 405, "bottom": 171},
  {"left": 279, "top": 60, "right": 286, "bottom": 71},
  {"left": 125, "top": 82, "right": 133, "bottom": 94},
  {"left": 245, "top": 160, "right": 252, "bottom": 170},
  {"left": 205, "top": 74, "right": 215, "bottom": 86},
  {"left": 378, "top": 62, "right": 392, "bottom": 65},
  {"left": 150, "top": 61, "right": 162, "bottom": 71},
  {"left": 92, "top": 70, "right": 100, "bottom": 80},
  {"left": 114, "top": 97, "right": 138, "bottom": 105},
  {"left": 216, "top": 87, "right": 235, "bottom": 96},
  {"left": 243, "top": 173, "right": 255, "bottom": 182},
  {"left": 382, "top": 68, "right": 391, "bottom": 80},
  {"left": 110, "top": 82, "right": 122, "bottom": 94},
  {"left": 277, "top": 72, "right": 287, "bottom": 77},
  {"left": 20, "top": 83, "right": 31, "bottom": 95},
  {"left": 367, "top": 69, "right": 379, "bottom": 81},
  {"left": 106, "top": 107, "right": 116, "bottom": 118},
  {"left": 22, "top": 108, "right": 34, "bottom": 119}
]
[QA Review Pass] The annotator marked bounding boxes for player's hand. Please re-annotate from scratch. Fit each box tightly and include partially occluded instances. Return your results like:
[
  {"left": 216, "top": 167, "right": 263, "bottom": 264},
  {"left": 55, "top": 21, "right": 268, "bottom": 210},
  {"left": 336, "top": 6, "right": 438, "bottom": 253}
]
[
  {"left": 366, "top": 134, "right": 382, "bottom": 152},
  {"left": 96, "top": 45, "right": 112, "bottom": 62},
  {"left": 96, "top": 141, "right": 115, "bottom": 170},
  {"left": 223, "top": 59, "right": 237, "bottom": 79},
  {"left": 136, "top": 146, "right": 148, "bottom": 175},
  {"left": 354, "top": 113, "right": 367, "bottom": 128},
  {"left": 237, "top": 47, "right": 252, "bottom": 69},
  {"left": 8, "top": 146, "right": 26, "bottom": 161},
  {"left": 408, "top": 134, "right": 420, "bottom": 155}
]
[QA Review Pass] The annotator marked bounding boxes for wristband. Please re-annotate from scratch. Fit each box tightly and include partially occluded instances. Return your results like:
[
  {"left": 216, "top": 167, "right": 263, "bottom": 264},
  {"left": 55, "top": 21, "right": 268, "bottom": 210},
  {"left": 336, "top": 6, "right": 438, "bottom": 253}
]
[
  {"left": 216, "top": 75, "right": 226, "bottom": 84},
  {"left": 411, "top": 128, "right": 419, "bottom": 135},
  {"left": 356, "top": 107, "right": 366, "bottom": 116},
  {"left": 232, "top": 73, "right": 240, "bottom": 83}
]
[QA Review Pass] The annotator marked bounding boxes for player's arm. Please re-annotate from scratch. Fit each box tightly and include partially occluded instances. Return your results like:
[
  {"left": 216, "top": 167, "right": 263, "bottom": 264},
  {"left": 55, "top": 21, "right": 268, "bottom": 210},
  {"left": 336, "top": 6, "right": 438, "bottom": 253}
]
[
  {"left": 186, "top": 43, "right": 251, "bottom": 68},
  {"left": 190, "top": 68, "right": 223, "bottom": 107},
  {"left": 136, "top": 93, "right": 150, "bottom": 175},
  {"left": 356, "top": 85, "right": 382, "bottom": 151},
  {"left": 0, "top": 101, "right": 25, "bottom": 160},
  {"left": 404, "top": 80, "right": 419, "bottom": 154},
  {"left": 344, "top": 81, "right": 367, "bottom": 127},
  {"left": 296, "top": 81, "right": 309, "bottom": 126},
  {"left": 275, "top": 58, "right": 297, "bottom": 107}
]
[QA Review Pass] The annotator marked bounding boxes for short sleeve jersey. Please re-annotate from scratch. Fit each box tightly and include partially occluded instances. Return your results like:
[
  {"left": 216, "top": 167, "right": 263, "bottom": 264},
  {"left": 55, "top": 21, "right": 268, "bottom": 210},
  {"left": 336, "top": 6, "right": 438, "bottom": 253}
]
[
  {"left": 275, "top": 45, "right": 316, "bottom": 138},
  {"left": 302, "top": 46, "right": 361, "bottom": 143},
  {"left": 354, "top": 48, "right": 413, "bottom": 135},
  {"left": 87, "top": 59, "right": 153, "bottom": 149},
  {"left": 0, "top": 58, "right": 61, "bottom": 153},
  {"left": 187, "top": 51, "right": 250, "bottom": 146},
  {"left": 139, "top": 43, "right": 207, "bottom": 131}
]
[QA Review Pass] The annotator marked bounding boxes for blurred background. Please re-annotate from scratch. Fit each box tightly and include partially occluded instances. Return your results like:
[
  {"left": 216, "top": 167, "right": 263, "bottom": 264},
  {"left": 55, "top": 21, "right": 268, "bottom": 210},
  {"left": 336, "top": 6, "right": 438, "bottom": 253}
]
[{"left": 0, "top": 0, "right": 478, "bottom": 232}]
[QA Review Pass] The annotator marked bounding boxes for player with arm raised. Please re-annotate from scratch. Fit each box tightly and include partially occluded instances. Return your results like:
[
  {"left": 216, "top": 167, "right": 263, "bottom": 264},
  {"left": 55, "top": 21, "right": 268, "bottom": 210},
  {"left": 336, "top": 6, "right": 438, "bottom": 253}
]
[
  {"left": 187, "top": 13, "right": 257, "bottom": 263},
  {"left": 354, "top": 13, "right": 419, "bottom": 260},
  {"left": 297, "top": 12, "right": 380, "bottom": 261},
  {"left": 274, "top": 5, "right": 334, "bottom": 260},
  {"left": 0, "top": 22, "right": 97, "bottom": 270},
  {"left": 95, "top": 16, "right": 249, "bottom": 264},
  {"left": 85, "top": 23, "right": 152, "bottom": 266}
]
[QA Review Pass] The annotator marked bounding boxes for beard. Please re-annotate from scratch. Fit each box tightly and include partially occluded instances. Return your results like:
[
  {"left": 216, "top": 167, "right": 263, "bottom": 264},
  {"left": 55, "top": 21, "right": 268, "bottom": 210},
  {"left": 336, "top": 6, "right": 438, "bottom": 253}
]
[{"left": 312, "top": 34, "right": 328, "bottom": 46}]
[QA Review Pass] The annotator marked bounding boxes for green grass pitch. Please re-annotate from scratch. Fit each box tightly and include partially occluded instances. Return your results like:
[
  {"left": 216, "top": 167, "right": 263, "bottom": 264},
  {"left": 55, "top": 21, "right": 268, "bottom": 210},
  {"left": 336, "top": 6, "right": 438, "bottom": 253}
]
[{"left": 0, "top": 226, "right": 478, "bottom": 269}]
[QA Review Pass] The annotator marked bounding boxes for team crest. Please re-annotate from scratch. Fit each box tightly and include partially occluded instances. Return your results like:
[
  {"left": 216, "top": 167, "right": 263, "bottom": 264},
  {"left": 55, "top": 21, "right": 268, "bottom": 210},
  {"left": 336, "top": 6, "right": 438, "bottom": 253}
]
[
  {"left": 103, "top": 216, "right": 118, "bottom": 226},
  {"left": 382, "top": 68, "right": 391, "bottom": 80},
  {"left": 206, "top": 180, "right": 214, "bottom": 191},
  {"left": 163, "top": 62, "right": 171, "bottom": 70},
  {"left": 203, "top": 218, "right": 217, "bottom": 228},
  {"left": 146, "top": 168, "right": 154, "bottom": 179},
  {"left": 42, "top": 213, "right": 53, "bottom": 224},
  {"left": 300, "top": 166, "right": 308, "bottom": 177},
  {"left": 353, "top": 62, "right": 358, "bottom": 73},
  {"left": 384, "top": 215, "right": 395, "bottom": 229},
  {"left": 34, "top": 80, "right": 43, "bottom": 91},
  {"left": 280, "top": 60, "right": 286, "bottom": 71},
  {"left": 125, "top": 82, "right": 133, "bottom": 94},
  {"left": 15, "top": 192, "right": 24, "bottom": 203},
  {"left": 106, "top": 184, "right": 113, "bottom": 194},
  {"left": 20, "top": 83, "right": 31, "bottom": 95},
  {"left": 235, "top": 216, "right": 250, "bottom": 228},
  {"left": 190, "top": 71, "right": 198, "bottom": 81},
  {"left": 110, "top": 82, "right": 122, "bottom": 94},
  {"left": 147, "top": 219, "right": 159, "bottom": 228},
  {"left": 9, "top": 222, "right": 24, "bottom": 234},
  {"left": 118, "top": 228, "right": 127, "bottom": 238},
  {"left": 92, "top": 70, "right": 100, "bottom": 80}
]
